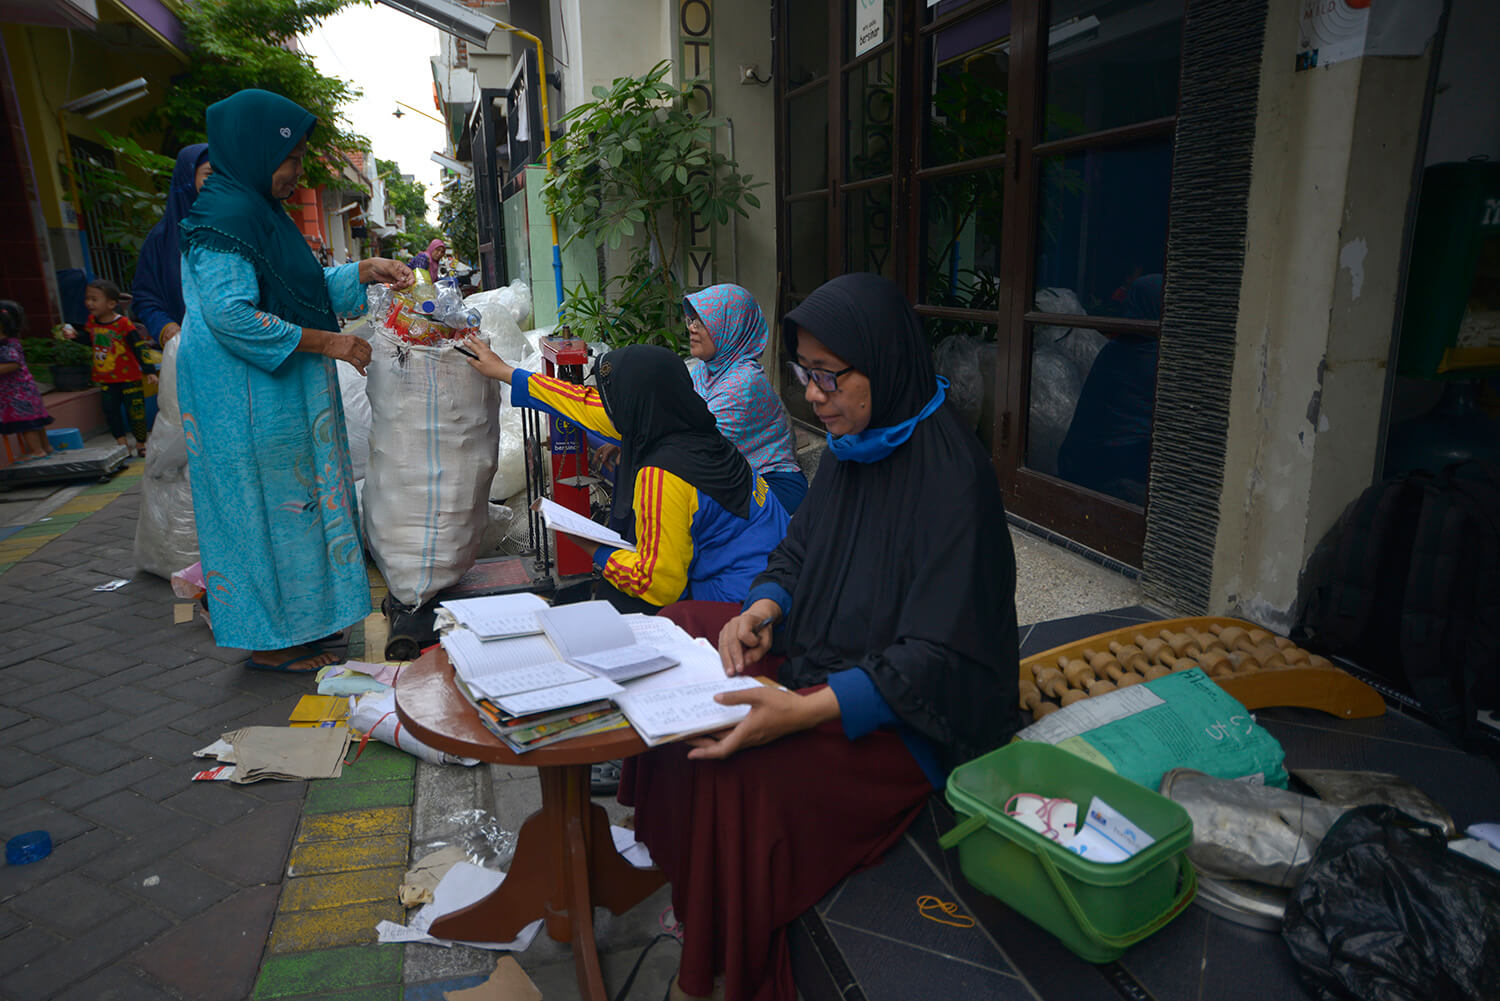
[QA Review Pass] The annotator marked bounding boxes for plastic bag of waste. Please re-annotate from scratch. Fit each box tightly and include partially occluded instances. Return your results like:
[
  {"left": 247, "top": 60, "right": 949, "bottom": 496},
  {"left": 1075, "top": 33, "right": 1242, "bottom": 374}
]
[
  {"left": 363, "top": 327, "right": 500, "bottom": 608},
  {"left": 337, "top": 361, "right": 372, "bottom": 481},
  {"left": 933, "top": 335, "right": 983, "bottom": 431},
  {"left": 1034, "top": 286, "right": 1107, "bottom": 379},
  {"left": 465, "top": 287, "right": 529, "bottom": 362},
  {"left": 134, "top": 335, "right": 199, "bottom": 578},
  {"left": 1282, "top": 805, "right": 1500, "bottom": 1001},
  {"left": 1159, "top": 769, "right": 1346, "bottom": 888},
  {"left": 1026, "top": 346, "right": 1082, "bottom": 476}
]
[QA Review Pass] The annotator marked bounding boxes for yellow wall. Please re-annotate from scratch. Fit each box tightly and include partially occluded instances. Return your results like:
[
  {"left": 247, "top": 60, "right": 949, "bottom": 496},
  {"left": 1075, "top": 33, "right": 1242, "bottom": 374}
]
[{"left": 4, "top": 20, "right": 180, "bottom": 232}]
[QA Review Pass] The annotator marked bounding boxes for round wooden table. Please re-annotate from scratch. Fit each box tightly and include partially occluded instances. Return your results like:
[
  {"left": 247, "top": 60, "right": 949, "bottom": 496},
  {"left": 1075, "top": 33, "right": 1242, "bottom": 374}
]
[{"left": 395, "top": 648, "right": 667, "bottom": 1001}]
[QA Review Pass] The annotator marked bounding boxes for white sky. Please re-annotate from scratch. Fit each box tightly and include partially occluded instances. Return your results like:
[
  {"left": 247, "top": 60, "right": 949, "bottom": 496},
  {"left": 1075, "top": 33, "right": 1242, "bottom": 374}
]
[{"left": 298, "top": 4, "right": 447, "bottom": 223}]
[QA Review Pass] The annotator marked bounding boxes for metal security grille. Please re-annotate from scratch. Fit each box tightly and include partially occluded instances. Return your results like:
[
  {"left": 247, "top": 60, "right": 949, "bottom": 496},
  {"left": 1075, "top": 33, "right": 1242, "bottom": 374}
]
[
  {"left": 68, "top": 137, "right": 133, "bottom": 290},
  {"left": 1141, "top": 0, "right": 1269, "bottom": 612}
]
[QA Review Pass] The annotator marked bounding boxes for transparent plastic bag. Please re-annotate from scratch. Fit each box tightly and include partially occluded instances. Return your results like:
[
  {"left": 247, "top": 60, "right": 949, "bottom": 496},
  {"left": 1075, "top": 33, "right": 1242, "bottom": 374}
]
[
  {"left": 1026, "top": 347, "right": 1083, "bottom": 476},
  {"left": 934, "top": 335, "right": 983, "bottom": 431}
]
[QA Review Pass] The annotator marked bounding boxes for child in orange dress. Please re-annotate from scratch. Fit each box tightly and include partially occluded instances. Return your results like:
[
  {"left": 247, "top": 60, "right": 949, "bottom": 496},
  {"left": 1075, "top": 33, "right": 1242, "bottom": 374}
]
[{"left": 0, "top": 300, "right": 54, "bottom": 460}]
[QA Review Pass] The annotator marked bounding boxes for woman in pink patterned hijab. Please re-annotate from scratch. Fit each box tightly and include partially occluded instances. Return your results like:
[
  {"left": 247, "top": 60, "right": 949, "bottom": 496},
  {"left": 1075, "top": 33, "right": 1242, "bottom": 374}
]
[{"left": 684, "top": 284, "right": 807, "bottom": 513}]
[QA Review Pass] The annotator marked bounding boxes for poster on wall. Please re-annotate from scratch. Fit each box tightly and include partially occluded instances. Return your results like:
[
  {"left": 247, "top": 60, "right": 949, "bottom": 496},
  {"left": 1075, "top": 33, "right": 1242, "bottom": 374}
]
[
  {"left": 855, "top": 0, "right": 883, "bottom": 57},
  {"left": 1295, "top": 0, "right": 1370, "bottom": 71}
]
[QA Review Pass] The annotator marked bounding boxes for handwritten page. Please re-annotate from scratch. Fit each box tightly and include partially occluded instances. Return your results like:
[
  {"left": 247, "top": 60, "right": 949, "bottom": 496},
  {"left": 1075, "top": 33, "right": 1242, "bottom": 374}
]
[
  {"left": 614, "top": 675, "right": 763, "bottom": 744},
  {"left": 467, "top": 661, "right": 593, "bottom": 698},
  {"left": 441, "top": 631, "right": 562, "bottom": 685},
  {"left": 533, "top": 497, "right": 636, "bottom": 553},
  {"left": 623, "top": 614, "right": 695, "bottom": 648},
  {"left": 617, "top": 638, "right": 728, "bottom": 695},
  {"left": 439, "top": 593, "right": 548, "bottom": 640},
  {"left": 494, "top": 676, "right": 625, "bottom": 716}
]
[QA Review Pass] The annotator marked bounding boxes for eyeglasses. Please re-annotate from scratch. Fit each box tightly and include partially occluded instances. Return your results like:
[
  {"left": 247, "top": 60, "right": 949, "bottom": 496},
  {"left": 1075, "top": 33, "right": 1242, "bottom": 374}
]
[{"left": 788, "top": 361, "right": 855, "bottom": 393}]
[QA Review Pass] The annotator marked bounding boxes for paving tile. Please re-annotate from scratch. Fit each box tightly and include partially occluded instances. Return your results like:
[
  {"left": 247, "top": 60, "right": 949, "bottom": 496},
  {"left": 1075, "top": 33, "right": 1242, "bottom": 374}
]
[
  {"left": 122, "top": 726, "right": 215, "bottom": 761},
  {"left": 251, "top": 943, "right": 404, "bottom": 998},
  {"left": 77, "top": 789, "right": 186, "bottom": 835},
  {"left": 286, "top": 833, "right": 410, "bottom": 878},
  {"left": 45, "top": 757, "right": 166, "bottom": 811},
  {"left": 41, "top": 734, "right": 144, "bottom": 773},
  {"left": 160, "top": 782, "right": 263, "bottom": 825},
  {"left": 78, "top": 815, "right": 210, "bottom": 883},
  {"left": 177, "top": 799, "right": 303, "bottom": 885},
  {"left": 0, "top": 827, "right": 124, "bottom": 898},
  {"left": 266, "top": 900, "right": 403, "bottom": 954},
  {"left": 0, "top": 925, "right": 64, "bottom": 976},
  {"left": 303, "top": 778, "right": 414, "bottom": 815},
  {"left": 296, "top": 806, "right": 412, "bottom": 844},
  {"left": 117, "top": 857, "right": 239, "bottom": 918},
  {"left": 279, "top": 866, "right": 404, "bottom": 912},
  {"left": 8, "top": 871, "right": 135, "bottom": 935},
  {"left": 1, "top": 904, "right": 170, "bottom": 1001},
  {"left": 12, "top": 691, "right": 105, "bottom": 724},
  {"left": 52, "top": 964, "right": 180, "bottom": 1001},
  {"left": 16, "top": 714, "right": 133, "bottom": 754},
  {"left": 0, "top": 705, "right": 28, "bottom": 730},
  {"left": 132, "top": 884, "right": 280, "bottom": 1001},
  {"left": 341, "top": 741, "right": 417, "bottom": 782},
  {"left": 2, "top": 801, "right": 97, "bottom": 846},
  {"left": 0, "top": 747, "right": 55, "bottom": 785},
  {"left": 106, "top": 701, "right": 203, "bottom": 741}
]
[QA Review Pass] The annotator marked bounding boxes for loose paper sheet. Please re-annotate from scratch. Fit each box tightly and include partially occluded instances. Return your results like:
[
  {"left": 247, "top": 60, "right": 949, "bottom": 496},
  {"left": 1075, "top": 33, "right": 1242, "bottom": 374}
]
[
  {"left": 533, "top": 497, "right": 636, "bottom": 552},
  {"left": 439, "top": 593, "right": 548, "bottom": 639}
]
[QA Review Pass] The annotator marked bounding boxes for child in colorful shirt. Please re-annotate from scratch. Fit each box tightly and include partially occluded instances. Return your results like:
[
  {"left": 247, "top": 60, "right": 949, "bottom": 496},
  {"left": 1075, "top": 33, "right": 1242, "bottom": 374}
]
[
  {"left": 0, "top": 300, "right": 54, "bottom": 460},
  {"left": 70, "top": 279, "right": 158, "bottom": 456}
]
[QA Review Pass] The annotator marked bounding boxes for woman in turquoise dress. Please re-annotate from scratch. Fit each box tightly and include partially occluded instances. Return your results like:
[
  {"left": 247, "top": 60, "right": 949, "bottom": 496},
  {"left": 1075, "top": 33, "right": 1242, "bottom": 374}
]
[{"left": 177, "top": 89, "right": 414, "bottom": 673}]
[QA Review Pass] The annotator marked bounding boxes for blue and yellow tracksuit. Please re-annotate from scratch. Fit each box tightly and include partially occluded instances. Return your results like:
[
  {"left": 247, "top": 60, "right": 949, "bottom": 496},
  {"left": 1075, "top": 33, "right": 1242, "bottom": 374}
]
[{"left": 512, "top": 370, "right": 790, "bottom": 606}]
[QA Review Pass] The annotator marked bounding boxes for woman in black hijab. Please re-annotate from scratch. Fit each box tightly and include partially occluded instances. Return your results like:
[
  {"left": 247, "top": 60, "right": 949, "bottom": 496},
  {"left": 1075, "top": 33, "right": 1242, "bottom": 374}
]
[
  {"left": 462, "top": 339, "right": 789, "bottom": 610},
  {"left": 620, "top": 273, "right": 1021, "bottom": 1001}
]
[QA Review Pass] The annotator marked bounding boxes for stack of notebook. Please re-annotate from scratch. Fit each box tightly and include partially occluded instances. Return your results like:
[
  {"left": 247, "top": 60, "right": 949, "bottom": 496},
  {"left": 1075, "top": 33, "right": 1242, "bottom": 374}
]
[{"left": 438, "top": 595, "right": 775, "bottom": 751}]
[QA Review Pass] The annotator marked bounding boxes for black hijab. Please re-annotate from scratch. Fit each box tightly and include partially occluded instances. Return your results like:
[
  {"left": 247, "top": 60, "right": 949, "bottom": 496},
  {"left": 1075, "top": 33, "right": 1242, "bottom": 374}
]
[
  {"left": 765, "top": 273, "right": 1020, "bottom": 772},
  {"left": 594, "top": 344, "right": 753, "bottom": 542}
]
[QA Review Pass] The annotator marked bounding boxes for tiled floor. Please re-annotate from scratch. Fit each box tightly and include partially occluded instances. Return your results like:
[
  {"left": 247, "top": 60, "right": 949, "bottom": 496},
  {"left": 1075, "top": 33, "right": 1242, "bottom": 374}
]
[{"left": 792, "top": 606, "right": 1500, "bottom": 1001}]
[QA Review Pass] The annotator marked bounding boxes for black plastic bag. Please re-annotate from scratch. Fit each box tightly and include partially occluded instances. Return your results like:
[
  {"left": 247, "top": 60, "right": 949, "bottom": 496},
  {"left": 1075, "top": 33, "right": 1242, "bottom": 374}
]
[{"left": 1282, "top": 806, "right": 1500, "bottom": 1001}]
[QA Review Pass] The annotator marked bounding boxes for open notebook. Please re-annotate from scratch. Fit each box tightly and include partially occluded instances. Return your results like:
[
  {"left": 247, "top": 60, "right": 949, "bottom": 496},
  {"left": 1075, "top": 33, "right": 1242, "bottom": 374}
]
[{"left": 535, "top": 601, "right": 677, "bottom": 683}]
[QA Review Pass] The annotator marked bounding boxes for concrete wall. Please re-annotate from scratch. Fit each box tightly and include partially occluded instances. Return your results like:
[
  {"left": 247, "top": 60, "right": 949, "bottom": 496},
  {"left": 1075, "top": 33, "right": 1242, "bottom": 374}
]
[{"left": 1209, "top": 15, "right": 1436, "bottom": 629}]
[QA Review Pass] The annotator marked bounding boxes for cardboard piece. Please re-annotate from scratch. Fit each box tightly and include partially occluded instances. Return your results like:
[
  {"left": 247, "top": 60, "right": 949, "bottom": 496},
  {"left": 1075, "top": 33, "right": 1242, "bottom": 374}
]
[
  {"left": 443, "top": 957, "right": 542, "bottom": 1001},
  {"left": 400, "top": 845, "right": 468, "bottom": 907}
]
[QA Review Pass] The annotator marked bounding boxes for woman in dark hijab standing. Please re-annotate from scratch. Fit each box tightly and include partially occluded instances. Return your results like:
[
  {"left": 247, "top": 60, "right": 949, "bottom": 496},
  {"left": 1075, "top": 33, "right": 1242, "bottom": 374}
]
[
  {"left": 131, "top": 143, "right": 211, "bottom": 347},
  {"left": 620, "top": 273, "right": 1021, "bottom": 1001}
]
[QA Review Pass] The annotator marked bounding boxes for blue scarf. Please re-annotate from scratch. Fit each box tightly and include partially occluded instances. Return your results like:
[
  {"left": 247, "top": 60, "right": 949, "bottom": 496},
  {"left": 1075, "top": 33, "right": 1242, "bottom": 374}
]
[{"left": 827, "top": 377, "right": 949, "bottom": 463}]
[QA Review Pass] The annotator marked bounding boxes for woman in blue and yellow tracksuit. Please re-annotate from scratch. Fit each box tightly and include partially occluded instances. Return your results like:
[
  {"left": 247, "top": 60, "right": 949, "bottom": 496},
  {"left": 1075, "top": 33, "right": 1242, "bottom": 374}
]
[{"left": 463, "top": 338, "right": 789, "bottom": 610}]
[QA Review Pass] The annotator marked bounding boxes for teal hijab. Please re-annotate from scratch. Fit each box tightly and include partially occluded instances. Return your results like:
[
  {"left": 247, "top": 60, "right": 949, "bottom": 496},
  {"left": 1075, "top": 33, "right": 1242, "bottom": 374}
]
[{"left": 179, "top": 89, "right": 337, "bottom": 330}]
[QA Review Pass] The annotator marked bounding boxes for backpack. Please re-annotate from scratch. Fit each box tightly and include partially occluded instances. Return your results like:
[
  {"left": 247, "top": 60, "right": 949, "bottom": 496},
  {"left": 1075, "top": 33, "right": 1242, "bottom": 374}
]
[{"left": 1295, "top": 460, "right": 1500, "bottom": 750}]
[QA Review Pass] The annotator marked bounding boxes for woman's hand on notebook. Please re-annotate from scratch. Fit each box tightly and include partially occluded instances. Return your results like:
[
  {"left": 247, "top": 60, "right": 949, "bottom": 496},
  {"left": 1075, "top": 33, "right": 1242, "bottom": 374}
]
[
  {"left": 686, "top": 686, "right": 839, "bottom": 761},
  {"left": 720, "top": 600, "right": 780, "bottom": 676}
]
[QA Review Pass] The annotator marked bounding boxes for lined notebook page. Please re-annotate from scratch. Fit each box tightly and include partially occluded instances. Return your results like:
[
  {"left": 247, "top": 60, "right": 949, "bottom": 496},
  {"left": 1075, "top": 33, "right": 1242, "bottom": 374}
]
[
  {"left": 442, "top": 631, "right": 562, "bottom": 684},
  {"left": 494, "top": 676, "right": 626, "bottom": 716},
  {"left": 465, "top": 661, "right": 593, "bottom": 698},
  {"left": 440, "top": 593, "right": 548, "bottom": 639},
  {"left": 614, "top": 676, "right": 763, "bottom": 742}
]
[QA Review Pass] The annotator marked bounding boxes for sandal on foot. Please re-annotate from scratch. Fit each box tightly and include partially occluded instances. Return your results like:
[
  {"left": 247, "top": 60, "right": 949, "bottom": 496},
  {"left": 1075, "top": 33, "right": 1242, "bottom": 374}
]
[{"left": 245, "top": 651, "right": 329, "bottom": 674}]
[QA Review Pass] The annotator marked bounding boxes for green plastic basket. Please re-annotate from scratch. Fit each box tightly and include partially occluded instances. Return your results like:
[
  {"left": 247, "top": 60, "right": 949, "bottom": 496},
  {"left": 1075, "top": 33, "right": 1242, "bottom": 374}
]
[{"left": 940, "top": 741, "right": 1196, "bottom": 962}]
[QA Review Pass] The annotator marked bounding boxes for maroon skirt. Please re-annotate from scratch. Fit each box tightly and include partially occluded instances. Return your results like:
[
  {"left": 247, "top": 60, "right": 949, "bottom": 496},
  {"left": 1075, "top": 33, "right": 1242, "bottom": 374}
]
[{"left": 619, "top": 600, "right": 933, "bottom": 1001}]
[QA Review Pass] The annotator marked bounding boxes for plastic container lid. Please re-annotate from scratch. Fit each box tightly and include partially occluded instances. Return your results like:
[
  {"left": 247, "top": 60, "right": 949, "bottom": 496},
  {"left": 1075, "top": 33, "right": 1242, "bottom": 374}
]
[{"left": 6, "top": 830, "right": 52, "bottom": 865}]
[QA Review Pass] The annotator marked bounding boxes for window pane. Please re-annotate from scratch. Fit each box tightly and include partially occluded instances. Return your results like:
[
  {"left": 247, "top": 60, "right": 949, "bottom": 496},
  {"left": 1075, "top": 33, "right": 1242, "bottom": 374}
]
[
  {"left": 788, "top": 1, "right": 829, "bottom": 87},
  {"left": 846, "top": 51, "right": 895, "bottom": 181},
  {"left": 1028, "top": 322, "right": 1156, "bottom": 505},
  {"left": 787, "top": 87, "right": 830, "bottom": 195},
  {"left": 921, "top": 316, "right": 999, "bottom": 449},
  {"left": 787, "top": 198, "right": 830, "bottom": 295},
  {"left": 923, "top": 5, "right": 1011, "bottom": 167},
  {"left": 924, "top": 0, "right": 990, "bottom": 23},
  {"left": 846, "top": 183, "right": 896, "bottom": 280},
  {"left": 1033, "top": 140, "right": 1172, "bottom": 315},
  {"left": 920, "top": 171, "right": 1005, "bottom": 309},
  {"left": 846, "top": 0, "right": 895, "bottom": 61},
  {"left": 1042, "top": 0, "right": 1183, "bottom": 141}
]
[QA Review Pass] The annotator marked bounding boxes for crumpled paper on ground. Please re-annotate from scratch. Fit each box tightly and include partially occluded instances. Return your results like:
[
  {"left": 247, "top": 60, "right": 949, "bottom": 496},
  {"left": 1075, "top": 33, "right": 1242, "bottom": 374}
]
[
  {"left": 400, "top": 845, "right": 468, "bottom": 907},
  {"left": 376, "top": 861, "right": 543, "bottom": 950}
]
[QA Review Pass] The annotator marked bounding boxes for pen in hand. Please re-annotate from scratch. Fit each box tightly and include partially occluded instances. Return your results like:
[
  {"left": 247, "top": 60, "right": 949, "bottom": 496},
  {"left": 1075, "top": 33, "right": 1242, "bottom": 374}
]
[{"left": 452, "top": 344, "right": 479, "bottom": 360}]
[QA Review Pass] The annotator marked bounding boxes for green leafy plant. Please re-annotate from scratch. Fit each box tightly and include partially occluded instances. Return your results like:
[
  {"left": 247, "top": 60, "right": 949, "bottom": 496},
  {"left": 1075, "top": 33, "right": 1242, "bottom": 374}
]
[
  {"left": 437, "top": 174, "right": 477, "bottom": 266},
  {"left": 377, "top": 157, "right": 440, "bottom": 247},
  {"left": 542, "top": 61, "right": 762, "bottom": 350},
  {"left": 23, "top": 335, "right": 92, "bottom": 368},
  {"left": 64, "top": 130, "right": 176, "bottom": 280},
  {"left": 143, "top": 0, "right": 365, "bottom": 191}
]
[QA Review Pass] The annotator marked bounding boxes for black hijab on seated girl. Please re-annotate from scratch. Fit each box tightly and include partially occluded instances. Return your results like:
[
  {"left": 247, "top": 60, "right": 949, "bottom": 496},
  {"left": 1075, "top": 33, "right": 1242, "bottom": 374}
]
[
  {"left": 593, "top": 344, "right": 752, "bottom": 543},
  {"left": 761, "top": 272, "right": 1021, "bottom": 770}
]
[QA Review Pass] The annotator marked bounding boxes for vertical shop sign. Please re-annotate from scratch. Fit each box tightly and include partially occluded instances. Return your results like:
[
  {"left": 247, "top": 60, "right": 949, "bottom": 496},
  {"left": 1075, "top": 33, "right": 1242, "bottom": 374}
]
[
  {"left": 679, "top": 0, "right": 716, "bottom": 289},
  {"left": 855, "top": 0, "right": 883, "bottom": 57}
]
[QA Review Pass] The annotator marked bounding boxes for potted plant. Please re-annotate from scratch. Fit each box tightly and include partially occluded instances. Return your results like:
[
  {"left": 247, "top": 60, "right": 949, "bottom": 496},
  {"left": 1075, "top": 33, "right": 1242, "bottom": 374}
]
[{"left": 23, "top": 334, "right": 94, "bottom": 392}]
